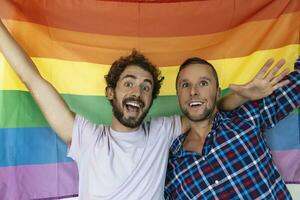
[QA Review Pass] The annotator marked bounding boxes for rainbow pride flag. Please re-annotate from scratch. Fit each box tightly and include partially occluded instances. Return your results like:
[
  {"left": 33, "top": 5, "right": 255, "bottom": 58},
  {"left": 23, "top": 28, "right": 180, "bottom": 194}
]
[{"left": 0, "top": 0, "right": 299, "bottom": 199}]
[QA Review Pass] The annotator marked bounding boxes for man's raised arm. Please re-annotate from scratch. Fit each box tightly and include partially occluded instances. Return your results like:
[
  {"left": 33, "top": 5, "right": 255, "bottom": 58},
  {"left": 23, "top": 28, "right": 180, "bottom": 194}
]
[
  {"left": 0, "top": 20, "right": 74, "bottom": 144},
  {"left": 218, "top": 58, "right": 290, "bottom": 111}
]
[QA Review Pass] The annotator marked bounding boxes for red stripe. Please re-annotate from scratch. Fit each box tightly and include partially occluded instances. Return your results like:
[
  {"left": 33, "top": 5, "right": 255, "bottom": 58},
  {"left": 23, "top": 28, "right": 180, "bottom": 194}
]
[
  {"left": 99, "top": 0, "right": 206, "bottom": 2},
  {"left": 1, "top": 0, "right": 299, "bottom": 36}
]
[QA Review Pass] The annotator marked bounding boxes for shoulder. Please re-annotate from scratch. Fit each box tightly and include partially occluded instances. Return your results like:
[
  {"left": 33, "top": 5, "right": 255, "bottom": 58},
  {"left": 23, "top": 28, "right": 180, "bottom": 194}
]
[{"left": 149, "top": 115, "right": 181, "bottom": 127}]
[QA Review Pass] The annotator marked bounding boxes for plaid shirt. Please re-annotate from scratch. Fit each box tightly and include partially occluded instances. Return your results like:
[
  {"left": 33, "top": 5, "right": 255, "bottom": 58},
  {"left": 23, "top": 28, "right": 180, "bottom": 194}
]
[{"left": 165, "top": 57, "right": 300, "bottom": 200}]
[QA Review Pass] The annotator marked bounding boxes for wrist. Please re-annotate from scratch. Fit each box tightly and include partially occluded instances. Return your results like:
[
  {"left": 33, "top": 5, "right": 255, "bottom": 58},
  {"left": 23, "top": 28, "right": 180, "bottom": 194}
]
[{"left": 234, "top": 92, "right": 249, "bottom": 103}]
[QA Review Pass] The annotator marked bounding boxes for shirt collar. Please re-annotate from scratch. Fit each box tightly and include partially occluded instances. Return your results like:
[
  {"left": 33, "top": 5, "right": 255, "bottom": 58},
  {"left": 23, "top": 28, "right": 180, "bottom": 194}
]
[{"left": 171, "top": 112, "right": 230, "bottom": 156}]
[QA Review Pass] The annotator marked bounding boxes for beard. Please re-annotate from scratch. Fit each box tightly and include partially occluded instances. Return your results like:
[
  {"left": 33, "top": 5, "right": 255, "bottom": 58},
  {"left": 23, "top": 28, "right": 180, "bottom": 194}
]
[
  {"left": 181, "top": 96, "right": 218, "bottom": 122},
  {"left": 111, "top": 95, "right": 151, "bottom": 128}
]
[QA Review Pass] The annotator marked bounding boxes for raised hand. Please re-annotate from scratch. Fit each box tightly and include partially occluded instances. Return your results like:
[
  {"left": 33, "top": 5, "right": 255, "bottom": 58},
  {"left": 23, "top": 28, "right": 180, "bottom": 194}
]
[
  {"left": 229, "top": 59, "right": 290, "bottom": 101},
  {"left": 0, "top": 19, "right": 74, "bottom": 144}
]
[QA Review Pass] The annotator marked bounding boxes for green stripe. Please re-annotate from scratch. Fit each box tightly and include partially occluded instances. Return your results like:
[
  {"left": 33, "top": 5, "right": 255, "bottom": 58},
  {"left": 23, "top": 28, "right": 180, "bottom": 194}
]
[
  {"left": 0, "top": 90, "right": 181, "bottom": 128},
  {"left": 1, "top": 89, "right": 297, "bottom": 128}
]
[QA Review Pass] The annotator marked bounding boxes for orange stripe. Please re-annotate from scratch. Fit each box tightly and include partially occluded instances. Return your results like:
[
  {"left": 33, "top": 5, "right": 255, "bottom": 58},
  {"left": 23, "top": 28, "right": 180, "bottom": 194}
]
[
  {"left": 3, "top": 11, "right": 299, "bottom": 67},
  {"left": 1, "top": 0, "right": 299, "bottom": 36}
]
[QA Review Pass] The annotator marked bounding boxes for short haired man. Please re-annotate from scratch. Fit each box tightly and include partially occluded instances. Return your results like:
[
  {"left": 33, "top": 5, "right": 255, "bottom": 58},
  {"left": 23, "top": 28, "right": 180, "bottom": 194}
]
[{"left": 164, "top": 57, "right": 297, "bottom": 199}]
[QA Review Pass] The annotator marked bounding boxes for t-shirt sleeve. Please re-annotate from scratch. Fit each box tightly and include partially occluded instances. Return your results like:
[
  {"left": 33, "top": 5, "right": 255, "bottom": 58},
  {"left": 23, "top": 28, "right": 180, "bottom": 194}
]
[
  {"left": 67, "top": 114, "right": 100, "bottom": 162},
  {"left": 169, "top": 115, "right": 182, "bottom": 143},
  {"left": 151, "top": 115, "right": 182, "bottom": 147}
]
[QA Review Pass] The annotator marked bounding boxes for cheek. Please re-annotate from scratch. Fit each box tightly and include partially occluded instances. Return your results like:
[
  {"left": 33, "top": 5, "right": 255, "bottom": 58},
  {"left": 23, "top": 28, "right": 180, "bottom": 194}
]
[
  {"left": 178, "top": 96, "right": 187, "bottom": 106},
  {"left": 178, "top": 91, "right": 189, "bottom": 101},
  {"left": 114, "top": 93, "right": 125, "bottom": 103},
  {"left": 208, "top": 93, "right": 218, "bottom": 104},
  {"left": 144, "top": 93, "right": 153, "bottom": 103}
]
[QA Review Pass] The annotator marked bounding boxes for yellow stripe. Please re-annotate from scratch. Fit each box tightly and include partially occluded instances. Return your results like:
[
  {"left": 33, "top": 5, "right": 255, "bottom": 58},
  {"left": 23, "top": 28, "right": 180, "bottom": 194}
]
[{"left": 0, "top": 44, "right": 298, "bottom": 96}]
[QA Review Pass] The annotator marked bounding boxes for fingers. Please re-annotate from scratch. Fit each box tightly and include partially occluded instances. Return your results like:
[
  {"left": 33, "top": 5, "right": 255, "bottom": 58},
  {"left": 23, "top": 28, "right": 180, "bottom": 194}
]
[
  {"left": 265, "top": 59, "right": 286, "bottom": 81},
  {"left": 255, "top": 58, "right": 274, "bottom": 79},
  {"left": 270, "top": 68, "right": 290, "bottom": 85},
  {"left": 270, "top": 67, "right": 290, "bottom": 91},
  {"left": 272, "top": 80, "right": 290, "bottom": 91}
]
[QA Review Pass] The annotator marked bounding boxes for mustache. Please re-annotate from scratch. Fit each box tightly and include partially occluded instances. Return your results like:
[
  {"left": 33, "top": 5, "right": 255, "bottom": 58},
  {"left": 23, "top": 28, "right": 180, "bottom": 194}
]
[{"left": 122, "top": 97, "right": 145, "bottom": 108}]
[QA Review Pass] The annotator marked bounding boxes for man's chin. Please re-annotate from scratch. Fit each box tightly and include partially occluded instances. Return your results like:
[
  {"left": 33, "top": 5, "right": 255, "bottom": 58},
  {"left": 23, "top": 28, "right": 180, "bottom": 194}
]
[
  {"left": 121, "top": 117, "right": 142, "bottom": 128},
  {"left": 185, "top": 111, "right": 212, "bottom": 122},
  {"left": 113, "top": 105, "right": 150, "bottom": 128}
]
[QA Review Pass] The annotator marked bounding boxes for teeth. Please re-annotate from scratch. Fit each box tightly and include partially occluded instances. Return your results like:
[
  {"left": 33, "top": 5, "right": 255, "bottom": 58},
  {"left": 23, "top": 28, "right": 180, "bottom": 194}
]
[
  {"left": 189, "top": 102, "right": 203, "bottom": 106},
  {"left": 126, "top": 101, "right": 141, "bottom": 108}
]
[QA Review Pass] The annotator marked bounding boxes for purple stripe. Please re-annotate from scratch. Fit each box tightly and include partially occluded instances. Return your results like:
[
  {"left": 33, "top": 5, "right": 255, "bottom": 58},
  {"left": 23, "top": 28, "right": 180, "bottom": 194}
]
[
  {"left": 1, "top": 151, "right": 298, "bottom": 199},
  {"left": 0, "top": 162, "right": 78, "bottom": 200},
  {"left": 272, "top": 150, "right": 300, "bottom": 184}
]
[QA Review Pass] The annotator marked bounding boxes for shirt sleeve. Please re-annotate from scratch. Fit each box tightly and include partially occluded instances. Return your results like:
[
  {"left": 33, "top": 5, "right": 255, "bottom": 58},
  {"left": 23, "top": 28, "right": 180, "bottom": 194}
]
[
  {"left": 236, "top": 57, "right": 300, "bottom": 130},
  {"left": 151, "top": 115, "right": 182, "bottom": 147},
  {"left": 67, "top": 114, "right": 101, "bottom": 162}
]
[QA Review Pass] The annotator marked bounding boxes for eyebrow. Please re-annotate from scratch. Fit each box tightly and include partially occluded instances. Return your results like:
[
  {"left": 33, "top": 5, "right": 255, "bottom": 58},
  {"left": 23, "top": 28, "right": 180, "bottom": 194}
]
[
  {"left": 179, "top": 76, "right": 212, "bottom": 83},
  {"left": 121, "top": 74, "right": 153, "bottom": 85}
]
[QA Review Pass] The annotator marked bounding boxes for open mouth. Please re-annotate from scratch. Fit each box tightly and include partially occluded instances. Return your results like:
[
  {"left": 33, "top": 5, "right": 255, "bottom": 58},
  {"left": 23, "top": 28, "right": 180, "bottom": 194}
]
[
  {"left": 124, "top": 100, "right": 144, "bottom": 113},
  {"left": 189, "top": 101, "right": 204, "bottom": 108}
]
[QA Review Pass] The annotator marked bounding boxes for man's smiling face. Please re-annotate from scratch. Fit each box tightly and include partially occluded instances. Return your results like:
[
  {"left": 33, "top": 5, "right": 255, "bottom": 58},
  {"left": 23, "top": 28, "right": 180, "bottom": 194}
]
[{"left": 107, "top": 65, "right": 154, "bottom": 128}]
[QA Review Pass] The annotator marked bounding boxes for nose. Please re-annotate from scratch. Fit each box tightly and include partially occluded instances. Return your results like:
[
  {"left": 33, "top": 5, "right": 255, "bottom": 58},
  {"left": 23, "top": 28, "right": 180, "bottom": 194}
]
[
  {"left": 131, "top": 85, "right": 142, "bottom": 97},
  {"left": 190, "top": 84, "right": 199, "bottom": 96}
]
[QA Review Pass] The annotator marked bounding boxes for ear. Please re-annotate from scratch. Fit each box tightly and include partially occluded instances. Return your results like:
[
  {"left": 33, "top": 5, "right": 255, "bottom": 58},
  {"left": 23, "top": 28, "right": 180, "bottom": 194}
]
[{"left": 106, "top": 87, "right": 114, "bottom": 100}]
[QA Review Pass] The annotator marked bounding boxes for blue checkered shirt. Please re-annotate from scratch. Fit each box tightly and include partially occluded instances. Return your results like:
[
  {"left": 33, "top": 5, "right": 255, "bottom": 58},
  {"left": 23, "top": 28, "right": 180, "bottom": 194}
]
[{"left": 165, "top": 57, "right": 300, "bottom": 200}]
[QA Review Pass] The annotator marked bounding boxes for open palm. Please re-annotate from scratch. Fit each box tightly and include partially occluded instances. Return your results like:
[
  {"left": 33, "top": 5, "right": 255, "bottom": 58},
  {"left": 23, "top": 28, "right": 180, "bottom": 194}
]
[{"left": 229, "top": 59, "right": 290, "bottom": 100}]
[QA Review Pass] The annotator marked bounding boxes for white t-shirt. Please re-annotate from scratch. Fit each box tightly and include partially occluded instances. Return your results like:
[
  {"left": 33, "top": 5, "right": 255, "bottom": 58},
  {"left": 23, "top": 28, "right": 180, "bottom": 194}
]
[{"left": 68, "top": 115, "right": 181, "bottom": 200}]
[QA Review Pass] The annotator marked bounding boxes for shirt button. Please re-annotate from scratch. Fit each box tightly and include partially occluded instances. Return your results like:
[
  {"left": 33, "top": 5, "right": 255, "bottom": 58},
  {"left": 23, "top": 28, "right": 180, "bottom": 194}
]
[{"left": 215, "top": 180, "right": 219, "bottom": 185}]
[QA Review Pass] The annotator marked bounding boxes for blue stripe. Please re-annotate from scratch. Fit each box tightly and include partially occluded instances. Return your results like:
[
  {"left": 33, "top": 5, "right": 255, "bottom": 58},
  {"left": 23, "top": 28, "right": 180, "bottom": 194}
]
[
  {"left": 265, "top": 114, "right": 300, "bottom": 150},
  {"left": 0, "top": 114, "right": 299, "bottom": 167},
  {"left": 0, "top": 127, "right": 72, "bottom": 167}
]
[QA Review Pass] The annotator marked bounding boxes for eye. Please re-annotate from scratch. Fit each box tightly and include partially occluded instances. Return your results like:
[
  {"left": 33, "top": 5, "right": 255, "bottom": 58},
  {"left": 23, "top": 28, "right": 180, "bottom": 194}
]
[
  {"left": 141, "top": 83, "right": 152, "bottom": 92},
  {"left": 199, "top": 80, "right": 208, "bottom": 87},
  {"left": 124, "top": 81, "right": 133, "bottom": 88},
  {"left": 141, "top": 84, "right": 151, "bottom": 92},
  {"left": 181, "top": 82, "right": 189, "bottom": 88}
]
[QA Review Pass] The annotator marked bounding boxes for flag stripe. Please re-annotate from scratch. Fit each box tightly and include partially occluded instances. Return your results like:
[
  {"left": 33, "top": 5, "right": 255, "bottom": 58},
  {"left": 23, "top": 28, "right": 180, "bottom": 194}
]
[
  {"left": 3, "top": 12, "right": 299, "bottom": 66},
  {"left": 0, "top": 127, "right": 71, "bottom": 166},
  {"left": 272, "top": 150, "right": 300, "bottom": 183},
  {"left": 0, "top": 151, "right": 298, "bottom": 200},
  {"left": 0, "top": 90, "right": 298, "bottom": 128},
  {"left": 1, "top": 0, "right": 299, "bottom": 36},
  {"left": 0, "top": 163, "right": 78, "bottom": 199},
  {"left": 0, "top": 91, "right": 181, "bottom": 128},
  {"left": 0, "top": 116, "right": 299, "bottom": 167},
  {"left": 1, "top": 45, "right": 298, "bottom": 95},
  {"left": 0, "top": 123, "right": 299, "bottom": 165},
  {"left": 266, "top": 114, "right": 300, "bottom": 150}
]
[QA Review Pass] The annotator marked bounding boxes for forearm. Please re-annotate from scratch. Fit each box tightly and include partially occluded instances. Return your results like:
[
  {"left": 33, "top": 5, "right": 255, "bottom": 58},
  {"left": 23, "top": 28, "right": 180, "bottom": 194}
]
[
  {"left": 217, "top": 92, "right": 248, "bottom": 111},
  {"left": 0, "top": 20, "right": 41, "bottom": 84},
  {"left": 31, "top": 79, "right": 75, "bottom": 144}
]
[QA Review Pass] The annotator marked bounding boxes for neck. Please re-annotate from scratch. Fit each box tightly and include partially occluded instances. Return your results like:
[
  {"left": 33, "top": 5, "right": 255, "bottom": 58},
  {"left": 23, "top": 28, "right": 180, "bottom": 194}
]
[
  {"left": 111, "top": 115, "right": 139, "bottom": 132},
  {"left": 188, "top": 120, "right": 212, "bottom": 140},
  {"left": 188, "top": 110, "right": 217, "bottom": 139}
]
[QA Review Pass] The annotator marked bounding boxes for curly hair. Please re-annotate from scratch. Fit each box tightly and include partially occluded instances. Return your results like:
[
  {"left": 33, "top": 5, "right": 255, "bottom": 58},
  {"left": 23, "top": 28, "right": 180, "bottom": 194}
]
[{"left": 105, "top": 50, "right": 164, "bottom": 99}]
